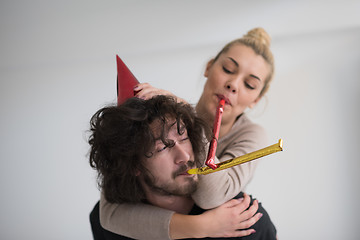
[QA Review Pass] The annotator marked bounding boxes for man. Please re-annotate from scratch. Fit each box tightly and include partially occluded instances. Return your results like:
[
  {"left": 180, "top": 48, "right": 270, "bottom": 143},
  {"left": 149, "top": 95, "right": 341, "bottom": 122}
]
[{"left": 88, "top": 95, "right": 261, "bottom": 239}]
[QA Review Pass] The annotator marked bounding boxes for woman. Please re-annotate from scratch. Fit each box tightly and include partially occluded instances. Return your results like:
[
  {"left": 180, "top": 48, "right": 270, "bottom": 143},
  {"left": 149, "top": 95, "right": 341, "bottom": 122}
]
[{"left": 100, "top": 27, "right": 276, "bottom": 239}]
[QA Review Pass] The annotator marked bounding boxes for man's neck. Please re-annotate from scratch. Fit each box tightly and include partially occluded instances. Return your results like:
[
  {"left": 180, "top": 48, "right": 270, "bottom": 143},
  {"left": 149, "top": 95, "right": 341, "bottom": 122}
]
[{"left": 146, "top": 194, "right": 194, "bottom": 214}]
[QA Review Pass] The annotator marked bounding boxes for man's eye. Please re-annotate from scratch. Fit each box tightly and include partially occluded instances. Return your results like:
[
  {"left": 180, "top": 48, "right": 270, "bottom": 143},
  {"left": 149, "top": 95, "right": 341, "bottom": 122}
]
[
  {"left": 180, "top": 137, "right": 189, "bottom": 142},
  {"left": 157, "top": 145, "right": 168, "bottom": 152}
]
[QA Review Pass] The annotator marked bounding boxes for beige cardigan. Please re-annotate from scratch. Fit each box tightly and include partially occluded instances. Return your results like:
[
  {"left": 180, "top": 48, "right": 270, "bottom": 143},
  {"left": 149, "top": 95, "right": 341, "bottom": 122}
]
[{"left": 100, "top": 114, "right": 267, "bottom": 239}]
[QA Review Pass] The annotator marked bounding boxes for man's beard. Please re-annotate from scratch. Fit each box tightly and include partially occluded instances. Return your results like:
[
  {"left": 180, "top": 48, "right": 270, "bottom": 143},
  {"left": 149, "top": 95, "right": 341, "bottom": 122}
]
[{"left": 143, "top": 162, "right": 198, "bottom": 197}]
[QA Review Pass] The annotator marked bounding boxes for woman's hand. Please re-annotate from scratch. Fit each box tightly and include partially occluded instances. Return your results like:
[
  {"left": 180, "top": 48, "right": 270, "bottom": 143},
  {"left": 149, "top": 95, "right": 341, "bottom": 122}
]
[
  {"left": 198, "top": 193, "right": 261, "bottom": 238},
  {"left": 169, "top": 193, "right": 262, "bottom": 239},
  {"left": 134, "top": 83, "right": 187, "bottom": 103}
]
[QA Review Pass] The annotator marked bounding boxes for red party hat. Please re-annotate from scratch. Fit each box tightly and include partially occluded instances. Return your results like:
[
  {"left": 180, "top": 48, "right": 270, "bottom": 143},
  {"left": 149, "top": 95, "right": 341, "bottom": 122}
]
[{"left": 116, "top": 55, "right": 140, "bottom": 105}]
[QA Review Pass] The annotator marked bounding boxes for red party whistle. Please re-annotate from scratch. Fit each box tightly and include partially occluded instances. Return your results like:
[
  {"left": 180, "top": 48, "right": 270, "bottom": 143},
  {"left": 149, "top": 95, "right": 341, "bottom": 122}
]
[{"left": 205, "top": 98, "right": 225, "bottom": 170}]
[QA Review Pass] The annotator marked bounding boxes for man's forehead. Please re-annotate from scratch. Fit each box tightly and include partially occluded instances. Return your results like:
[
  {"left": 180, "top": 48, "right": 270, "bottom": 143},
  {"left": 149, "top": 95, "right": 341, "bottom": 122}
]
[{"left": 150, "top": 117, "right": 182, "bottom": 139}]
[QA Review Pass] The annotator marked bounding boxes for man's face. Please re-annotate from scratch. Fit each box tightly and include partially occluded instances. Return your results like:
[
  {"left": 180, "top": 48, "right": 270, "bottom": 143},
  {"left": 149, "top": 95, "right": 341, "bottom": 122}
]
[{"left": 141, "top": 118, "right": 198, "bottom": 197}]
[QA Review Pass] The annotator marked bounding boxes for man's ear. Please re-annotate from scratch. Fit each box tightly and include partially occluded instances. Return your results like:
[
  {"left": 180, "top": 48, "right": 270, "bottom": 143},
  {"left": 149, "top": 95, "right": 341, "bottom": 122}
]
[
  {"left": 249, "top": 96, "right": 262, "bottom": 109},
  {"left": 204, "top": 59, "right": 215, "bottom": 78}
]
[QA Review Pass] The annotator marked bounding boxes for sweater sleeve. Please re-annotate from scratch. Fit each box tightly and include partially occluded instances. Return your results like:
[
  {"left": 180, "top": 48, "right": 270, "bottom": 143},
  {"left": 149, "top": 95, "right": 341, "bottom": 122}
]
[
  {"left": 100, "top": 193, "right": 174, "bottom": 240},
  {"left": 192, "top": 121, "right": 268, "bottom": 209}
]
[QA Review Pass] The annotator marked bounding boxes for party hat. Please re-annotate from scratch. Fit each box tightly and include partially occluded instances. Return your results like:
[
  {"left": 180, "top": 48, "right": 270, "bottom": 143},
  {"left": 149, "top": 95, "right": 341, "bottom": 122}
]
[{"left": 116, "top": 55, "right": 140, "bottom": 105}]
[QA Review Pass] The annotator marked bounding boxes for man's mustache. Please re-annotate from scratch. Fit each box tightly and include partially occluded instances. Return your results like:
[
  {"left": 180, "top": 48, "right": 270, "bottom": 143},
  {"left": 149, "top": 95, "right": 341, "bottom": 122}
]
[{"left": 172, "top": 161, "right": 195, "bottom": 178}]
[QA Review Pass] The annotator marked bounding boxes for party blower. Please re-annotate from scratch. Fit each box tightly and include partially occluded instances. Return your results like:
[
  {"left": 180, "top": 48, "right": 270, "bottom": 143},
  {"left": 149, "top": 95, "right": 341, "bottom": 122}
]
[{"left": 115, "top": 55, "right": 283, "bottom": 175}]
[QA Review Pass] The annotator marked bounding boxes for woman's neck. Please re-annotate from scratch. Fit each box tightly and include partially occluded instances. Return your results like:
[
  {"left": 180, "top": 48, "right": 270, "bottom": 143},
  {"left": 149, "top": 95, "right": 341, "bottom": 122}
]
[
  {"left": 219, "top": 121, "right": 233, "bottom": 139},
  {"left": 196, "top": 102, "right": 235, "bottom": 139}
]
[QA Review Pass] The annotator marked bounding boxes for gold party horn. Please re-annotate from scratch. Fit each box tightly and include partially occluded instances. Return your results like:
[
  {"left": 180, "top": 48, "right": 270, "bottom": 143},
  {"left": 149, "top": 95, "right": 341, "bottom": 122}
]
[{"left": 188, "top": 139, "right": 283, "bottom": 175}]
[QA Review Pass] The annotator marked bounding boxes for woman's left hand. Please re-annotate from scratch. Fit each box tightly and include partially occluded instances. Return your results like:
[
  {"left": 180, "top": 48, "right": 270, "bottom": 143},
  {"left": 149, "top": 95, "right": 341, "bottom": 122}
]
[
  {"left": 134, "top": 82, "right": 187, "bottom": 103},
  {"left": 134, "top": 83, "right": 173, "bottom": 100}
]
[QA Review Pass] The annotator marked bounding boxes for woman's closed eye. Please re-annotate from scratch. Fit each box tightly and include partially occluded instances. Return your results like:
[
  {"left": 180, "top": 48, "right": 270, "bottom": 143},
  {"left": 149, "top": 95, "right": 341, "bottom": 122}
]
[
  {"left": 223, "top": 66, "right": 234, "bottom": 74},
  {"left": 245, "top": 82, "right": 255, "bottom": 90}
]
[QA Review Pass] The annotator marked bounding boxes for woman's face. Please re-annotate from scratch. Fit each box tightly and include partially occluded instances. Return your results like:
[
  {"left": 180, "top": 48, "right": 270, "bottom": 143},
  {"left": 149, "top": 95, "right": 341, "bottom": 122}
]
[{"left": 198, "top": 44, "right": 270, "bottom": 125}]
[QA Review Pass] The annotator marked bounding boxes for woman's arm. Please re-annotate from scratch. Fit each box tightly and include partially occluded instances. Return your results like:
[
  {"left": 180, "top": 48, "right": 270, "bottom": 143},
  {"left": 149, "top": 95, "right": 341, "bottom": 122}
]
[
  {"left": 170, "top": 194, "right": 261, "bottom": 239},
  {"left": 100, "top": 193, "right": 261, "bottom": 239},
  {"left": 192, "top": 120, "right": 268, "bottom": 209},
  {"left": 100, "top": 193, "right": 173, "bottom": 240}
]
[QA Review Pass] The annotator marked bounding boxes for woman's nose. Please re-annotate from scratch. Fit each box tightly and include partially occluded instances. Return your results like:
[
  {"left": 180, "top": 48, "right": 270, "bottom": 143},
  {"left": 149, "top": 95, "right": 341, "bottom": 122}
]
[{"left": 225, "top": 79, "right": 238, "bottom": 93}]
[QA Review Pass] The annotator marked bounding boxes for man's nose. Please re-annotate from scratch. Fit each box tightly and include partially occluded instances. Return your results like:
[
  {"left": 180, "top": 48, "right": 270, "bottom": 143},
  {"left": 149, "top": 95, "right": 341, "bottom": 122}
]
[{"left": 173, "top": 142, "right": 191, "bottom": 165}]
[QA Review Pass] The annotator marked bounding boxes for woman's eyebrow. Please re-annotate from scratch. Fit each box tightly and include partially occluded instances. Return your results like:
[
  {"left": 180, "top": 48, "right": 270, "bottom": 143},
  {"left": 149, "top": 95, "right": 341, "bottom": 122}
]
[
  {"left": 229, "top": 57, "right": 262, "bottom": 82},
  {"left": 228, "top": 57, "right": 239, "bottom": 67},
  {"left": 250, "top": 74, "right": 262, "bottom": 82}
]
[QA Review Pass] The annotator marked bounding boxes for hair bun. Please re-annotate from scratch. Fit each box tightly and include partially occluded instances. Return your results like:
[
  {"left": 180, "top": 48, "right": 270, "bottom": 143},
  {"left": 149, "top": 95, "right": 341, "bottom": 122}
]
[{"left": 244, "top": 27, "right": 271, "bottom": 47}]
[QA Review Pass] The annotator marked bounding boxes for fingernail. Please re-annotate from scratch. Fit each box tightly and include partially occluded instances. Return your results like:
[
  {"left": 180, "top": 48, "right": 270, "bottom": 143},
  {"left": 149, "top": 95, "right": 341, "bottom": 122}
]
[
  {"left": 251, "top": 229, "right": 256, "bottom": 234},
  {"left": 259, "top": 213, "right": 263, "bottom": 218},
  {"left": 134, "top": 85, "right": 138, "bottom": 90},
  {"left": 237, "top": 198, "right": 244, "bottom": 202}
]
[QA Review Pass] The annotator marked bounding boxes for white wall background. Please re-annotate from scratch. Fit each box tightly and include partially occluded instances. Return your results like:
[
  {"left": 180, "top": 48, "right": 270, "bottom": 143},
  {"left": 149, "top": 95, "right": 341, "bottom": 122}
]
[{"left": 1, "top": 0, "right": 359, "bottom": 239}]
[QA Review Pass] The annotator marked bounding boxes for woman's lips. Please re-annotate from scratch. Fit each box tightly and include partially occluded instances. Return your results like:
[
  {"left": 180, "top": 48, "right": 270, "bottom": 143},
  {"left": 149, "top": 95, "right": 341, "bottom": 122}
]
[{"left": 216, "top": 94, "right": 231, "bottom": 105}]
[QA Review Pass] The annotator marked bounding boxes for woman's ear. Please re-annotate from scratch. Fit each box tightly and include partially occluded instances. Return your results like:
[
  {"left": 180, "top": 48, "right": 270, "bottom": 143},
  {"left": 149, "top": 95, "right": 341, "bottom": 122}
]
[{"left": 204, "top": 59, "right": 215, "bottom": 78}]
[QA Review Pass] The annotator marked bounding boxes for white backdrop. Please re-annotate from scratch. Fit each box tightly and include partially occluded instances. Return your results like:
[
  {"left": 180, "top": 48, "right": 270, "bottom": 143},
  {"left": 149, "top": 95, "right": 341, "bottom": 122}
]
[{"left": 1, "top": 1, "right": 360, "bottom": 239}]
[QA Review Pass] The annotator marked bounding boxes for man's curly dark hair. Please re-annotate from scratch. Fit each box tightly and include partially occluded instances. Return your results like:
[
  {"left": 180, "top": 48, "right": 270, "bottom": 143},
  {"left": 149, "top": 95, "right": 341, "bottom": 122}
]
[{"left": 88, "top": 95, "right": 211, "bottom": 204}]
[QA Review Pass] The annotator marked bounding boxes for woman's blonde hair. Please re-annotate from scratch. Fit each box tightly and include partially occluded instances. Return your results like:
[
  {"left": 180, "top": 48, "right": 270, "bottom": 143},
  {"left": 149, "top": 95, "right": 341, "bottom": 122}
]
[{"left": 213, "top": 27, "right": 275, "bottom": 97}]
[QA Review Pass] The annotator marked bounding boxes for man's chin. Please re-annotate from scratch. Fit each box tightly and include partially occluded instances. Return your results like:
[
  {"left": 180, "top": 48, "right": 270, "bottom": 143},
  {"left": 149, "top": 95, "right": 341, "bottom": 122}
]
[
  {"left": 176, "top": 174, "right": 198, "bottom": 184},
  {"left": 177, "top": 178, "right": 198, "bottom": 195},
  {"left": 144, "top": 172, "right": 197, "bottom": 196}
]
